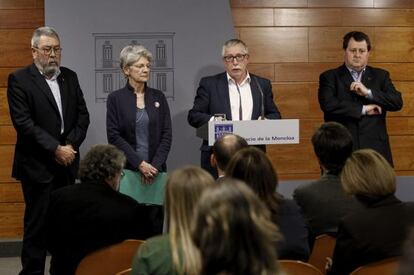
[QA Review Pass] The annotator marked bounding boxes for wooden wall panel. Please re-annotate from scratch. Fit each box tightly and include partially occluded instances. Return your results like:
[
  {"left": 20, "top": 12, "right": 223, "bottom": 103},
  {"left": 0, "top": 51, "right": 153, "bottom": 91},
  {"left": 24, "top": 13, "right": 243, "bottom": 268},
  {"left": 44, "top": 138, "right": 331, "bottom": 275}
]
[
  {"left": 268, "top": 141, "right": 319, "bottom": 175},
  {"left": 308, "top": 0, "right": 374, "bottom": 8},
  {"left": 0, "top": 0, "right": 37, "bottom": 9},
  {"left": 0, "top": 30, "right": 33, "bottom": 66},
  {"left": 274, "top": 9, "right": 342, "bottom": 26},
  {"left": 374, "top": 28, "right": 414, "bottom": 62},
  {"left": 375, "top": 0, "right": 414, "bottom": 8},
  {"left": 388, "top": 117, "right": 414, "bottom": 136},
  {"left": 273, "top": 83, "right": 322, "bottom": 118},
  {"left": 230, "top": 0, "right": 307, "bottom": 8},
  {"left": 275, "top": 62, "right": 340, "bottom": 82},
  {"left": 0, "top": 203, "right": 24, "bottom": 237},
  {"left": 0, "top": 125, "right": 16, "bottom": 144},
  {"left": 391, "top": 82, "right": 414, "bottom": 116},
  {"left": 240, "top": 27, "right": 308, "bottom": 62},
  {"left": 232, "top": 8, "right": 273, "bottom": 26},
  {"left": 376, "top": 63, "right": 414, "bottom": 81},
  {"left": 342, "top": 9, "right": 414, "bottom": 26},
  {"left": 0, "top": 9, "right": 43, "bottom": 29},
  {"left": 248, "top": 63, "right": 275, "bottom": 81},
  {"left": 0, "top": 145, "right": 15, "bottom": 182},
  {"left": 0, "top": 88, "right": 11, "bottom": 124},
  {"left": 0, "top": 68, "right": 15, "bottom": 87},
  {"left": 391, "top": 136, "right": 414, "bottom": 170},
  {"left": 0, "top": 183, "right": 23, "bottom": 202}
]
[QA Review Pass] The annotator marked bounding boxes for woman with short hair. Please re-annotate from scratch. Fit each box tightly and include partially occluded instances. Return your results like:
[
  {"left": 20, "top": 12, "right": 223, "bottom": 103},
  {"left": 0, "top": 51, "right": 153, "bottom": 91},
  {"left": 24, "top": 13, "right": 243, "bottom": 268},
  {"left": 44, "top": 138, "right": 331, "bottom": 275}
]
[
  {"left": 328, "top": 149, "right": 414, "bottom": 274},
  {"left": 106, "top": 44, "right": 172, "bottom": 235}
]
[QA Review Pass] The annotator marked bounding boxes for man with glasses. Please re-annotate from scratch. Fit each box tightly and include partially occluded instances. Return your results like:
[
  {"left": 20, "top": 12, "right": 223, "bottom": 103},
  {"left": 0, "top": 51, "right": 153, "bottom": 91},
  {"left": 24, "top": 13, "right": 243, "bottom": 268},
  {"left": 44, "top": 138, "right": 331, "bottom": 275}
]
[
  {"left": 318, "top": 31, "right": 403, "bottom": 165},
  {"left": 7, "top": 26, "right": 90, "bottom": 274},
  {"left": 188, "top": 38, "right": 281, "bottom": 177}
]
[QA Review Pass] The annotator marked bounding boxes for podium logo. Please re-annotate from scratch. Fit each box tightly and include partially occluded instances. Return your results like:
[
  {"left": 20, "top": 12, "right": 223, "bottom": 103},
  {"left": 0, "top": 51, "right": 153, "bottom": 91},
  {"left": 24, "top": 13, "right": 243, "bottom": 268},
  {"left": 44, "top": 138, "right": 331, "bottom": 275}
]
[{"left": 215, "top": 124, "right": 233, "bottom": 140}]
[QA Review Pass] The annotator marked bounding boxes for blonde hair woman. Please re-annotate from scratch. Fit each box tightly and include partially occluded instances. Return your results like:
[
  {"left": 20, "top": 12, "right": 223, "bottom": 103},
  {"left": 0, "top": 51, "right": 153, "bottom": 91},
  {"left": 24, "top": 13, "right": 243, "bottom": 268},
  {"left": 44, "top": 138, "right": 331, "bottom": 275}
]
[
  {"left": 131, "top": 166, "right": 214, "bottom": 275},
  {"left": 192, "top": 178, "right": 281, "bottom": 275},
  {"left": 328, "top": 149, "right": 414, "bottom": 275}
]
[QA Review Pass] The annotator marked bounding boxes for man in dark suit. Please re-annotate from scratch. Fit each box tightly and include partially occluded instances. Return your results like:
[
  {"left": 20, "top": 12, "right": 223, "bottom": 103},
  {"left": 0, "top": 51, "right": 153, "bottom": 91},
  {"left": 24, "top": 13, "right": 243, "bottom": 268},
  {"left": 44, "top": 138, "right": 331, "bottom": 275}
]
[
  {"left": 293, "top": 122, "right": 360, "bottom": 245},
  {"left": 188, "top": 38, "right": 281, "bottom": 176},
  {"left": 46, "top": 144, "right": 151, "bottom": 275},
  {"left": 7, "top": 26, "right": 90, "bottom": 275},
  {"left": 318, "top": 31, "right": 403, "bottom": 165}
]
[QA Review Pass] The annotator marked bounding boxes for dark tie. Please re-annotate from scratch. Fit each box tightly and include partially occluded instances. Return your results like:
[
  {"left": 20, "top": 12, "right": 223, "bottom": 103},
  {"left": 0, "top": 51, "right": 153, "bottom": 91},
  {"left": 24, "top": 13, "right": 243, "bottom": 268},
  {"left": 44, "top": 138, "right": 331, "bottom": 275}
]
[{"left": 235, "top": 84, "right": 243, "bottom": 120}]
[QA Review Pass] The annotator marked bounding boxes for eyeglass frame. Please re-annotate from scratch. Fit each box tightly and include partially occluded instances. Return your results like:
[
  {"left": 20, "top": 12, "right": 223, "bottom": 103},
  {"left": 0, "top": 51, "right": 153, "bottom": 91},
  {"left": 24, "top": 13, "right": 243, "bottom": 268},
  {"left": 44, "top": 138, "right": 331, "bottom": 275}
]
[
  {"left": 33, "top": 46, "right": 63, "bottom": 56},
  {"left": 223, "top": 54, "right": 248, "bottom": 63}
]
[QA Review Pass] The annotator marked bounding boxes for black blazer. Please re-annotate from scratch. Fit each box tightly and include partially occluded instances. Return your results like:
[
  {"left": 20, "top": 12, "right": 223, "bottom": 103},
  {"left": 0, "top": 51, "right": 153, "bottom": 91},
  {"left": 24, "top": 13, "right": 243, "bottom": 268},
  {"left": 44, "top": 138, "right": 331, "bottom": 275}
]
[
  {"left": 329, "top": 195, "right": 414, "bottom": 275},
  {"left": 187, "top": 72, "right": 281, "bottom": 151},
  {"left": 46, "top": 182, "right": 151, "bottom": 275},
  {"left": 318, "top": 64, "right": 403, "bottom": 164},
  {"left": 7, "top": 64, "right": 90, "bottom": 183},
  {"left": 106, "top": 83, "right": 172, "bottom": 171}
]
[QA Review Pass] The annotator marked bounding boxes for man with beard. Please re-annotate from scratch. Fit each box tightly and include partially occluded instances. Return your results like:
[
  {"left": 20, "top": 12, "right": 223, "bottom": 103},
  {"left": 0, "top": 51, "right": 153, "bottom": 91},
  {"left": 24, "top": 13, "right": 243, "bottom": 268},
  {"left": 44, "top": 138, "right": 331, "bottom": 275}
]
[{"left": 7, "top": 26, "right": 90, "bottom": 275}]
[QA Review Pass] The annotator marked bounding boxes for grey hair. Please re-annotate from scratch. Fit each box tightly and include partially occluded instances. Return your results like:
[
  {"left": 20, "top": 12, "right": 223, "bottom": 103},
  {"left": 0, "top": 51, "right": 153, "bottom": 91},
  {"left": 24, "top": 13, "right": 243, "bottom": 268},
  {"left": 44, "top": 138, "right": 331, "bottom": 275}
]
[
  {"left": 119, "top": 44, "right": 153, "bottom": 70},
  {"left": 31, "top": 26, "right": 60, "bottom": 48},
  {"left": 221, "top": 38, "right": 248, "bottom": 57},
  {"left": 78, "top": 144, "right": 126, "bottom": 184}
]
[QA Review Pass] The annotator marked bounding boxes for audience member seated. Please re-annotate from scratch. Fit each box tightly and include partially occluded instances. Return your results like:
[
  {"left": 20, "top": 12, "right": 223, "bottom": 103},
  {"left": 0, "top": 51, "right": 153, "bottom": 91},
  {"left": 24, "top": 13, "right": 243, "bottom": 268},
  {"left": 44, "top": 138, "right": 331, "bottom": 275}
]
[
  {"left": 293, "top": 122, "right": 360, "bottom": 245},
  {"left": 46, "top": 144, "right": 151, "bottom": 275},
  {"left": 398, "top": 227, "right": 414, "bottom": 275},
  {"left": 328, "top": 149, "right": 414, "bottom": 275},
  {"left": 131, "top": 166, "right": 214, "bottom": 275},
  {"left": 192, "top": 178, "right": 281, "bottom": 275},
  {"left": 226, "top": 147, "right": 310, "bottom": 261},
  {"left": 211, "top": 133, "right": 248, "bottom": 180}
]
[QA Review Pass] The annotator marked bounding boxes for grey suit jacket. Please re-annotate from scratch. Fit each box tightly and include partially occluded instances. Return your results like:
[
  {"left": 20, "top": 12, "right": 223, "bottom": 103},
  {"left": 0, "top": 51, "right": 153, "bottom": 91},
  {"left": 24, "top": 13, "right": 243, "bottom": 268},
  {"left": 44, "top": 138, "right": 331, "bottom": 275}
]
[{"left": 293, "top": 174, "right": 360, "bottom": 241}]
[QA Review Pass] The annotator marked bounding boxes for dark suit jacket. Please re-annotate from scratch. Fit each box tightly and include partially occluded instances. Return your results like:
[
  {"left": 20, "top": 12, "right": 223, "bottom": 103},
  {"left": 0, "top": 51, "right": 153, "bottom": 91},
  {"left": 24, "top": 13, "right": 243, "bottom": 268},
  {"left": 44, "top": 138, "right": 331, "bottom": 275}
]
[
  {"left": 329, "top": 195, "right": 414, "bottom": 275},
  {"left": 187, "top": 72, "right": 281, "bottom": 151},
  {"left": 276, "top": 198, "right": 310, "bottom": 261},
  {"left": 46, "top": 182, "right": 151, "bottom": 275},
  {"left": 106, "top": 83, "right": 172, "bottom": 171},
  {"left": 318, "top": 64, "right": 403, "bottom": 164},
  {"left": 293, "top": 174, "right": 361, "bottom": 243},
  {"left": 7, "top": 64, "right": 90, "bottom": 183}
]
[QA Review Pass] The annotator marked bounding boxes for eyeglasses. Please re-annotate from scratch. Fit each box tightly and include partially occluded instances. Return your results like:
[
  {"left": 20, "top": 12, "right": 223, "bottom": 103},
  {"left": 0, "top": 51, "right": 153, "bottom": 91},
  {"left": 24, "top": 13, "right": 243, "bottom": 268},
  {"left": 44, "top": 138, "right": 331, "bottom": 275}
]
[
  {"left": 33, "top": 46, "right": 62, "bottom": 56},
  {"left": 223, "top": 54, "right": 248, "bottom": 63}
]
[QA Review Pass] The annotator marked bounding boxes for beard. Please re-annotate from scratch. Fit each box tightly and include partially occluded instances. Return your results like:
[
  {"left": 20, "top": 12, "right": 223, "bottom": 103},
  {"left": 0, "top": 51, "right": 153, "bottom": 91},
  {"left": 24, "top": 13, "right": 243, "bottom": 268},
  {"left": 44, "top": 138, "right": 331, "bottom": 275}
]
[{"left": 35, "top": 59, "right": 60, "bottom": 78}]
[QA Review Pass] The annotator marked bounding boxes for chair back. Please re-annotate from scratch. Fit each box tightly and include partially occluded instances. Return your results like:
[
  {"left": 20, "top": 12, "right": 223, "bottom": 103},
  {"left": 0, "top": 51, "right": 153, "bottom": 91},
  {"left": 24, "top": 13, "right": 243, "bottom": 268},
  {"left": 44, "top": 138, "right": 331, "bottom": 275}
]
[
  {"left": 308, "top": 234, "right": 336, "bottom": 274},
  {"left": 115, "top": 267, "right": 132, "bottom": 275},
  {"left": 75, "top": 239, "right": 144, "bottom": 275},
  {"left": 279, "top": 260, "right": 323, "bottom": 275},
  {"left": 350, "top": 257, "right": 399, "bottom": 275}
]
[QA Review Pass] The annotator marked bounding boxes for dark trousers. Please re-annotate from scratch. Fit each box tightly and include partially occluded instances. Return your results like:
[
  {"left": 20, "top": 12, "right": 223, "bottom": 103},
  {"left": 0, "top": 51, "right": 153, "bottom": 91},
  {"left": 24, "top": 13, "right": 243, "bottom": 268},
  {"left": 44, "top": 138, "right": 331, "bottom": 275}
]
[{"left": 20, "top": 170, "right": 73, "bottom": 275}]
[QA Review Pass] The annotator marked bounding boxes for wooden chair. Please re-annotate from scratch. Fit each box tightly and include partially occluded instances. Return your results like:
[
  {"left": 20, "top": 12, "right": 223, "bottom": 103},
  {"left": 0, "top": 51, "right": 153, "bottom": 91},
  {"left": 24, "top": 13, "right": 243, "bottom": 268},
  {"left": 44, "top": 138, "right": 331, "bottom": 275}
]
[
  {"left": 279, "top": 260, "right": 323, "bottom": 275},
  {"left": 75, "top": 239, "right": 144, "bottom": 275},
  {"left": 115, "top": 267, "right": 132, "bottom": 275},
  {"left": 350, "top": 257, "right": 399, "bottom": 275},
  {"left": 308, "top": 234, "right": 336, "bottom": 274}
]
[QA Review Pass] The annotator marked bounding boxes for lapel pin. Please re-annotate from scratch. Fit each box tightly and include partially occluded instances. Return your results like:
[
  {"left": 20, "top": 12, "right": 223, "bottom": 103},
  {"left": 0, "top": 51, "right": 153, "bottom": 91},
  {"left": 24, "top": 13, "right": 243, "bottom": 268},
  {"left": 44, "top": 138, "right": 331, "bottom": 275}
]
[{"left": 155, "top": 101, "right": 160, "bottom": 108}]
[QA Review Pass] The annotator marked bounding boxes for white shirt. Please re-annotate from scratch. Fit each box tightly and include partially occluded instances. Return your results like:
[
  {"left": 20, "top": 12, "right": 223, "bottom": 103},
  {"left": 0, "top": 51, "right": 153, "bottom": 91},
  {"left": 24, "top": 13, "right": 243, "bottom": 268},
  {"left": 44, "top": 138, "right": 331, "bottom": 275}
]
[
  {"left": 44, "top": 73, "right": 64, "bottom": 133},
  {"left": 227, "top": 72, "right": 253, "bottom": 121}
]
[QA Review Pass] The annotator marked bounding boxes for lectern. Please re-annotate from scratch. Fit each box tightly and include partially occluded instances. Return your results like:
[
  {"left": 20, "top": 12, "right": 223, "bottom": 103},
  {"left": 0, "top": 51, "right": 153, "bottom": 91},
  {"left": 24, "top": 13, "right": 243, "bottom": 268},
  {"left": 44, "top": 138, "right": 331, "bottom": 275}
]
[{"left": 196, "top": 119, "right": 300, "bottom": 146}]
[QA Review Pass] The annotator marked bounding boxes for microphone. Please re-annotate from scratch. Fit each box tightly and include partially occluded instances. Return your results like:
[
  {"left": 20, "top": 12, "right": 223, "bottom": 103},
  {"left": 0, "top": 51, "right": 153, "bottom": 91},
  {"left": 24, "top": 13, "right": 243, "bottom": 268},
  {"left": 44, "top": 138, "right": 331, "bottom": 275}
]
[{"left": 254, "top": 76, "right": 265, "bottom": 120}]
